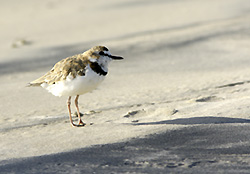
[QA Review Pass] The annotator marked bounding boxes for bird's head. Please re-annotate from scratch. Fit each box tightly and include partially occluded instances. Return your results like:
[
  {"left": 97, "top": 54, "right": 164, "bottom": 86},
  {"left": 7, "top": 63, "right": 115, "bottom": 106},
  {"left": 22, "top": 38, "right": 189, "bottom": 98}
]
[{"left": 84, "top": 46, "right": 123, "bottom": 64}]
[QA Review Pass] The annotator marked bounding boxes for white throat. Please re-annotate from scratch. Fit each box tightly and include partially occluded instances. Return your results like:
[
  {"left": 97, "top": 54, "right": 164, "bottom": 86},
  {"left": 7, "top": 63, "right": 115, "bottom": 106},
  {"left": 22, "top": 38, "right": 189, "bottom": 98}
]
[{"left": 97, "top": 56, "right": 111, "bottom": 72}]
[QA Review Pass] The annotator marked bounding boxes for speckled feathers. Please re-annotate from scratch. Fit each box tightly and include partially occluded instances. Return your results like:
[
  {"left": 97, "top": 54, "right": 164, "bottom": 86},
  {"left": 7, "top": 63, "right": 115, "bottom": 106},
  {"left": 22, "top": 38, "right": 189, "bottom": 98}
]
[{"left": 29, "top": 46, "right": 110, "bottom": 86}]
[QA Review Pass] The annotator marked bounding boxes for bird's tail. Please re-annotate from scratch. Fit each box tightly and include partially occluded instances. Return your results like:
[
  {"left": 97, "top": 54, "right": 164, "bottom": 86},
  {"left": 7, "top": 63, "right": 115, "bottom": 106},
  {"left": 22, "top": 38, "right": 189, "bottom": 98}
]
[{"left": 26, "top": 82, "right": 42, "bottom": 87}]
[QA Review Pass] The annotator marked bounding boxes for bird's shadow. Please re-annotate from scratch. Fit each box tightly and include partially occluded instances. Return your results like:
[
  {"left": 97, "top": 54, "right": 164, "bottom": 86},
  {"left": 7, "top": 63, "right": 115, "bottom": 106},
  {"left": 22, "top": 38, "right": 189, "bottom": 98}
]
[{"left": 132, "top": 116, "right": 250, "bottom": 126}]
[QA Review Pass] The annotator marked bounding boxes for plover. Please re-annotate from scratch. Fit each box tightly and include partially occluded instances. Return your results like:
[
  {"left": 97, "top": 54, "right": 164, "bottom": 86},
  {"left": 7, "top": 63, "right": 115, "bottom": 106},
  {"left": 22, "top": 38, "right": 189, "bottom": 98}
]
[{"left": 28, "top": 46, "right": 123, "bottom": 127}]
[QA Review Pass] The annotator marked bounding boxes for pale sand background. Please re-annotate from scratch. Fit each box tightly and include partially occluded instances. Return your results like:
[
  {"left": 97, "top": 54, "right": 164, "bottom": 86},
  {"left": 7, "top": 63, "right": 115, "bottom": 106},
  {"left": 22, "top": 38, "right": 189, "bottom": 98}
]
[{"left": 1, "top": 0, "right": 250, "bottom": 173}]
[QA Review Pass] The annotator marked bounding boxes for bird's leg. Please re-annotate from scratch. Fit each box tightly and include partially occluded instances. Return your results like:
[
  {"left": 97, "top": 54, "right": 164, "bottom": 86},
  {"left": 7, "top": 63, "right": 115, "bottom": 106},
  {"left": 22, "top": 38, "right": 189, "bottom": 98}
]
[
  {"left": 75, "top": 95, "right": 85, "bottom": 126},
  {"left": 67, "top": 96, "right": 76, "bottom": 127}
]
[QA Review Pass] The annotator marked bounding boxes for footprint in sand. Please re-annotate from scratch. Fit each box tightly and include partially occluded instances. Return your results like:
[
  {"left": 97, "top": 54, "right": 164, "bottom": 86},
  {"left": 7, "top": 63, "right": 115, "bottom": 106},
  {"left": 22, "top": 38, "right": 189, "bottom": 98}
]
[
  {"left": 123, "top": 107, "right": 178, "bottom": 124},
  {"left": 194, "top": 96, "right": 223, "bottom": 102},
  {"left": 123, "top": 110, "right": 146, "bottom": 123},
  {"left": 123, "top": 110, "right": 142, "bottom": 118}
]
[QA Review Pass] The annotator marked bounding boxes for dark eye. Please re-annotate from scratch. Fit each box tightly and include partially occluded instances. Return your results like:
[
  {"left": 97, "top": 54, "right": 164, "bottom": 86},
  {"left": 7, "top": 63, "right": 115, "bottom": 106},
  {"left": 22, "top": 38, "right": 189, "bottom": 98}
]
[{"left": 99, "top": 51, "right": 105, "bottom": 55}]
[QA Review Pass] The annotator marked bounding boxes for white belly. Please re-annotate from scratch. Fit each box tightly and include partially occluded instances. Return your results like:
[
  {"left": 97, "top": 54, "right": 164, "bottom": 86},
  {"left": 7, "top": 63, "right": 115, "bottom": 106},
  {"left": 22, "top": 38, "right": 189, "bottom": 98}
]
[{"left": 41, "top": 67, "right": 105, "bottom": 97}]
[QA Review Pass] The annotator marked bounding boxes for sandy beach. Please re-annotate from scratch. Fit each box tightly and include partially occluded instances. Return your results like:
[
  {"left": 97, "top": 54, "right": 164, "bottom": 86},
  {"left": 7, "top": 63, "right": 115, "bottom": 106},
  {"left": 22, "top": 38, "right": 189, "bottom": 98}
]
[{"left": 1, "top": 0, "right": 250, "bottom": 173}]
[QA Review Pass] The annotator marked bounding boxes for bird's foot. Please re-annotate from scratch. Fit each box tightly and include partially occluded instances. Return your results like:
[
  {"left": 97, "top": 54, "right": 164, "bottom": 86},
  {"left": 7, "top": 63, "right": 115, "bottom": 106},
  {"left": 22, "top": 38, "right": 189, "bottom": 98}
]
[
  {"left": 71, "top": 120, "right": 86, "bottom": 127},
  {"left": 78, "top": 119, "right": 86, "bottom": 126}
]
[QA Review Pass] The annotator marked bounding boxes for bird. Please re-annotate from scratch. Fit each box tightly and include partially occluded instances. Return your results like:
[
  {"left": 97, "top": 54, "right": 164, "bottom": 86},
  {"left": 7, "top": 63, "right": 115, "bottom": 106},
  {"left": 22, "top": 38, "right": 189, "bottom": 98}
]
[{"left": 28, "top": 46, "right": 123, "bottom": 127}]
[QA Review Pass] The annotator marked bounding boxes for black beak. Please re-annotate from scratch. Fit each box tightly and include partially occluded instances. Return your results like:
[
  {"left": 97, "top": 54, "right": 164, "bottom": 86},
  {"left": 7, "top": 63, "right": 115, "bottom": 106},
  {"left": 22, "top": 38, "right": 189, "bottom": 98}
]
[{"left": 108, "top": 55, "right": 124, "bottom": 60}]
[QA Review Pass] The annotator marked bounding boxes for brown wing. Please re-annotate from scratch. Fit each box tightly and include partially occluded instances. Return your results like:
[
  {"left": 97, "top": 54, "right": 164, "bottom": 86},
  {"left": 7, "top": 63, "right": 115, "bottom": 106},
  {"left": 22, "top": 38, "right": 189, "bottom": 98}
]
[{"left": 28, "top": 54, "right": 88, "bottom": 86}]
